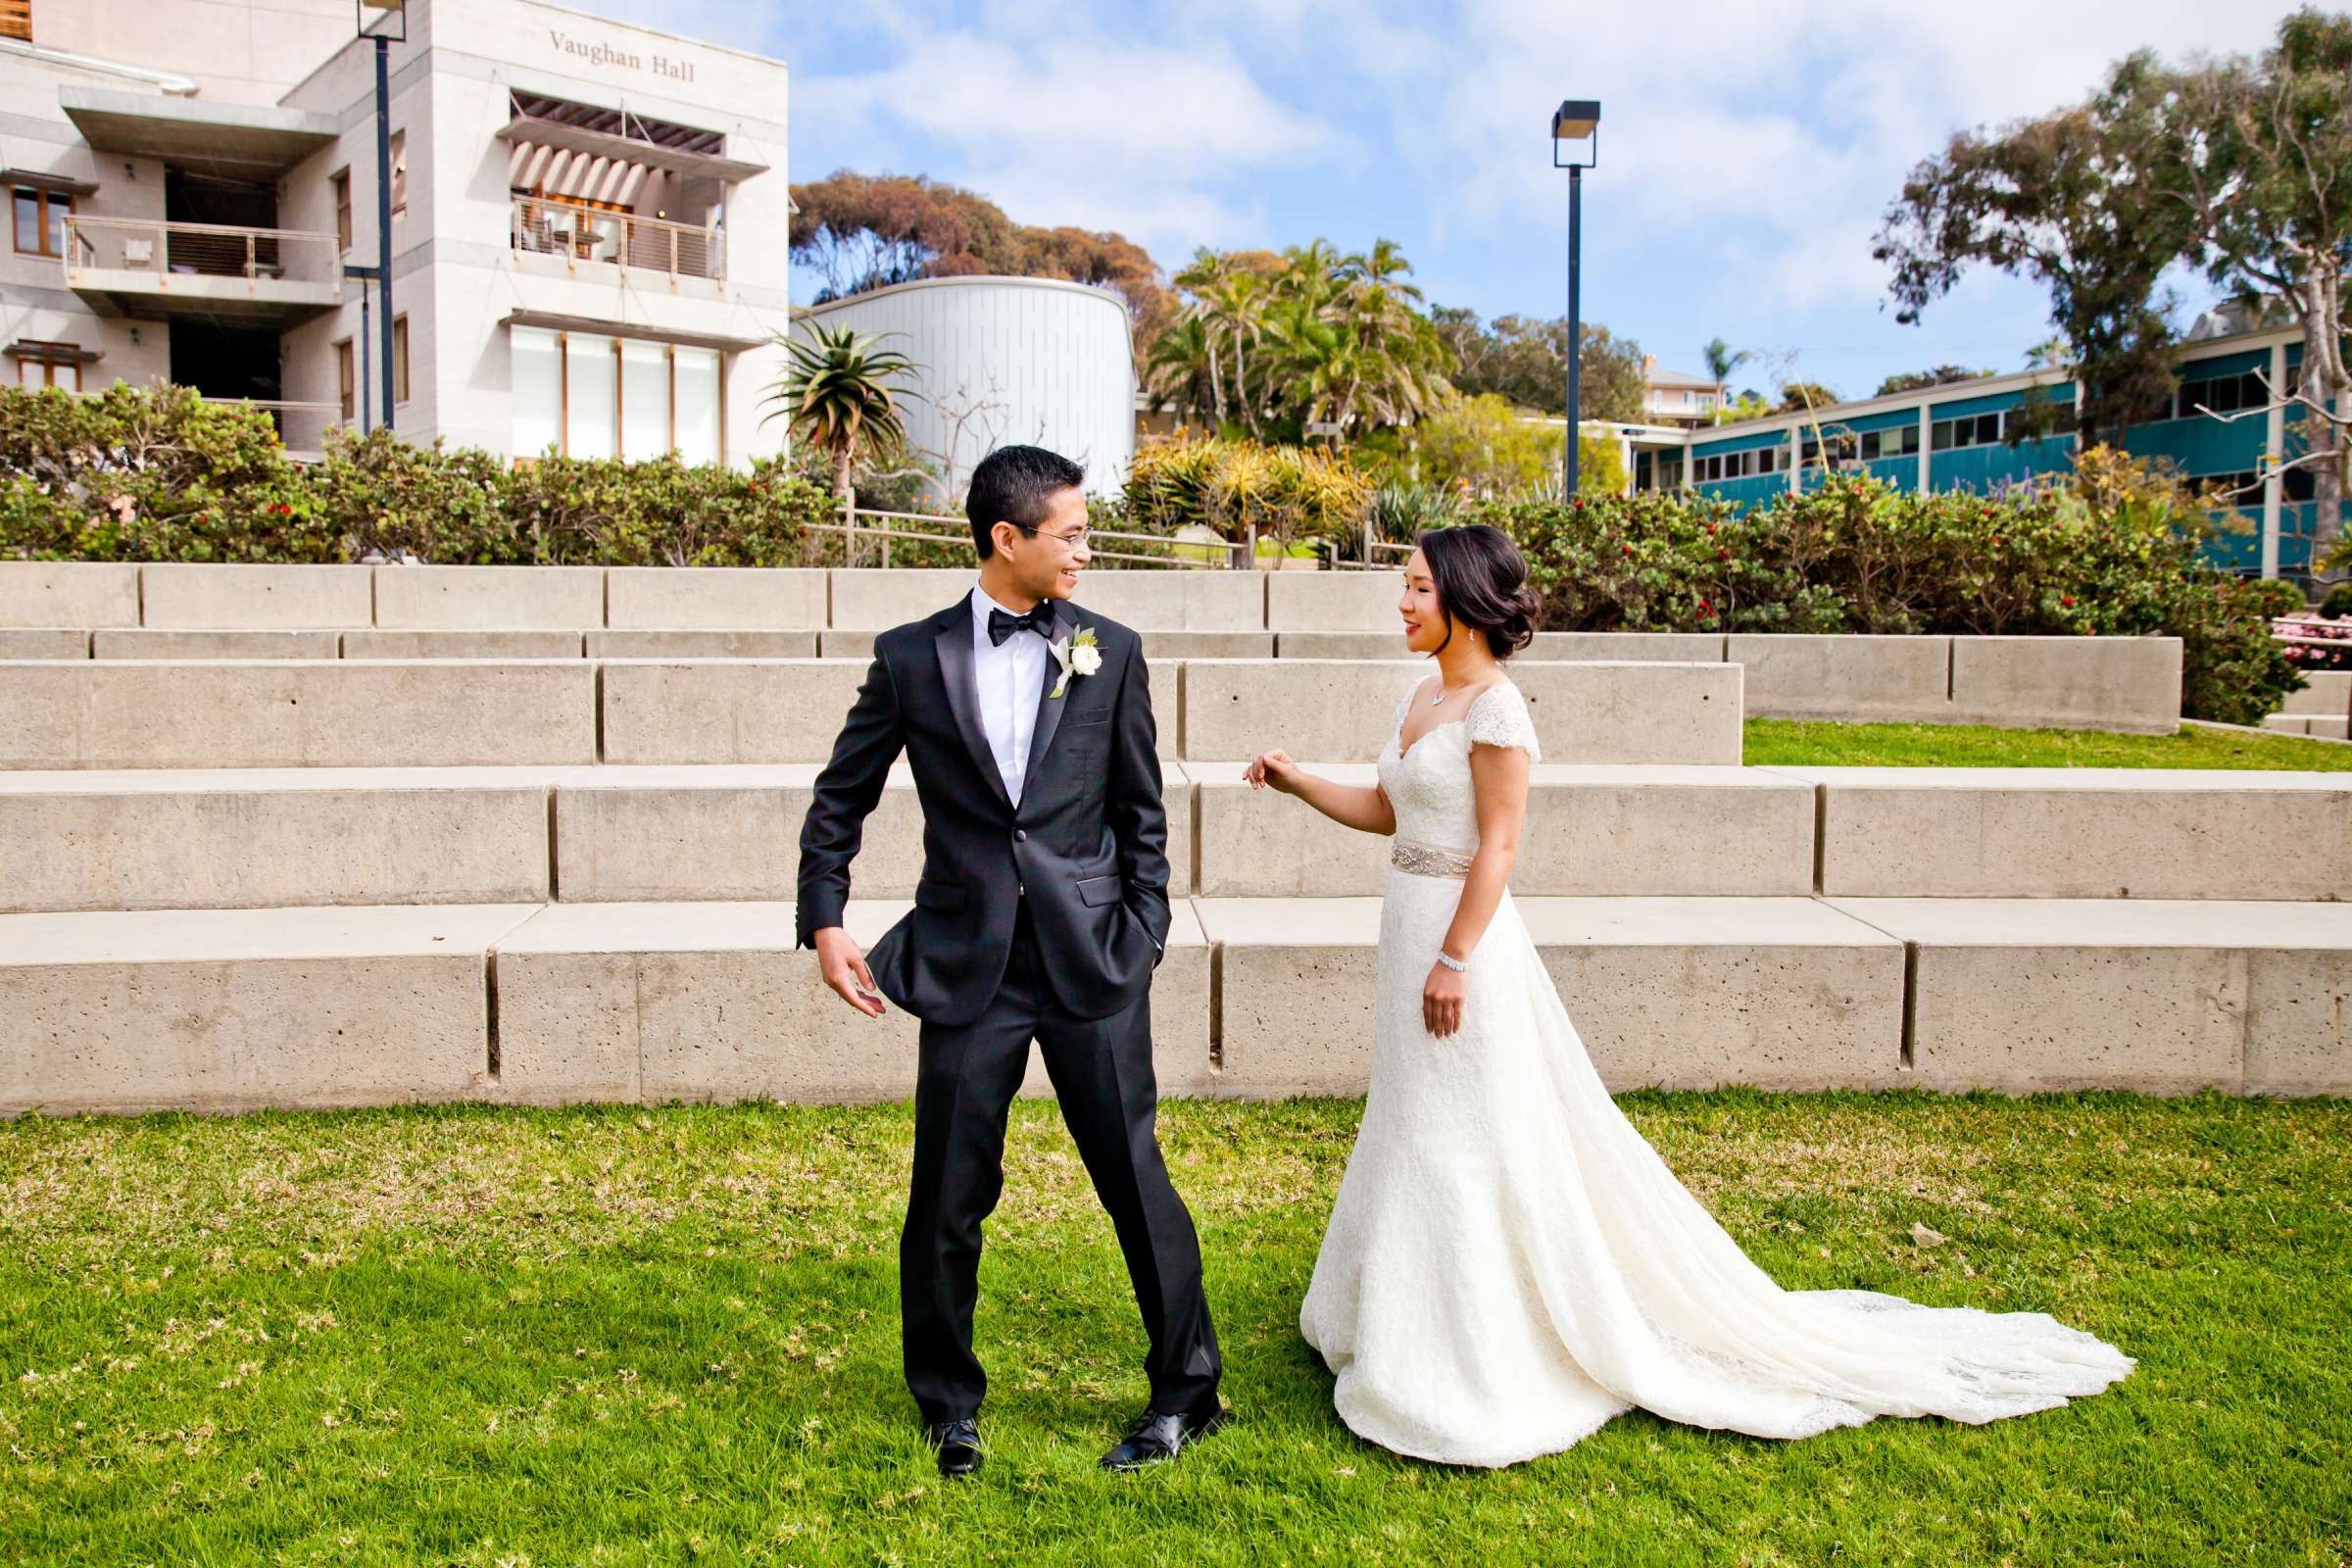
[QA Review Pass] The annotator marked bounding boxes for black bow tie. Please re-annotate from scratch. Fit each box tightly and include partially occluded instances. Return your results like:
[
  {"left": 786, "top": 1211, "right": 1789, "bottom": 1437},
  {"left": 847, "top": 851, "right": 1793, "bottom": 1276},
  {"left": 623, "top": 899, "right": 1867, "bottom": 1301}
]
[{"left": 987, "top": 604, "right": 1054, "bottom": 646}]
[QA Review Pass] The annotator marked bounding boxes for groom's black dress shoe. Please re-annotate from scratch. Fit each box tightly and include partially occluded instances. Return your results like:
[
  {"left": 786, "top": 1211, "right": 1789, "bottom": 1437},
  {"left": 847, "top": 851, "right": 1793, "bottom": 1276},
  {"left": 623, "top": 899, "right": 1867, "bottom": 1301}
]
[
  {"left": 1099, "top": 1399, "right": 1229, "bottom": 1471},
  {"left": 922, "top": 1416, "right": 983, "bottom": 1479}
]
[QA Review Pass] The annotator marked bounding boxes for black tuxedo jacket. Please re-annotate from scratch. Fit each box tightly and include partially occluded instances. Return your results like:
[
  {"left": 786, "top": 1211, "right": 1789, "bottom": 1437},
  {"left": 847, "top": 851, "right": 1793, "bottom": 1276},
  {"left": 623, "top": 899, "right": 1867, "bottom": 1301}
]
[{"left": 794, "top": 594, "right": 1171, "bottom": 1025}]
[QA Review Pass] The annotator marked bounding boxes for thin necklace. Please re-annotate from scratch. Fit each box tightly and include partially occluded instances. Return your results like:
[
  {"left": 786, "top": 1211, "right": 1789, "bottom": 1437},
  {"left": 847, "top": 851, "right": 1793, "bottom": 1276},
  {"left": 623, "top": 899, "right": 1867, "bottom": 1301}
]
[{"left": 1430, "top": 669, "right": 1492, "bottom": 705}]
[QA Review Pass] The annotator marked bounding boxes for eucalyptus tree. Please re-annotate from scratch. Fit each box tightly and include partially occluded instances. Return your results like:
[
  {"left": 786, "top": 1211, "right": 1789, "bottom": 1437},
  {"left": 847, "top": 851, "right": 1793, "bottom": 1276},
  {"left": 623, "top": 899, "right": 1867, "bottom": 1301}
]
[{"left": 1876, "top": 7, "right": 2352, "bottom": 564}]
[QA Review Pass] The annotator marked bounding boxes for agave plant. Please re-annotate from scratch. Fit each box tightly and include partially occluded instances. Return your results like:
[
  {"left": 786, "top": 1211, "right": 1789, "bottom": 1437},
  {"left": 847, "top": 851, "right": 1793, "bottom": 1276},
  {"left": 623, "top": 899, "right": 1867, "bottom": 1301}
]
[
  {"left": 1367, "top": 479, "right": 1466, "bottom": 548},
  {"left": 760, "top": 323, "right": 920, "bottom": 511}
]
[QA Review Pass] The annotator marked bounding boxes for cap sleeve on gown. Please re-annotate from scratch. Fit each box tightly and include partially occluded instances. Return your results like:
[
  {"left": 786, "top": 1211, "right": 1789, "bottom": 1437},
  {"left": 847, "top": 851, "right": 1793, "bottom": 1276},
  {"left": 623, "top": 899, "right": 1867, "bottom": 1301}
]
[{"left": 1466, "top": 681, "right": 1541, "bottom": 762}]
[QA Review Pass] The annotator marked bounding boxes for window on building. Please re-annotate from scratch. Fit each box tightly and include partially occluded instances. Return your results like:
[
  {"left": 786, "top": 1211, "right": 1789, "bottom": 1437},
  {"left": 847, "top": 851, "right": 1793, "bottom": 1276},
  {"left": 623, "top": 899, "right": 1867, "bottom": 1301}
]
[
  {"left": 2283, "top": 466, "right": 2317, "bottom": 502},
  {"left": 0, "top": 1, "right": 29, "bottom": 43},
  {"left": 511, "top": 326, "right": 723, "bottom": 464},
  {"left": 1859, "top": 425, "right": 1920, "bottom": 462},
  {"left": 389, "top": 130, "right": 407, "bottom": 227},
  {"left": 331, "top": 169, "right": 352, "bottom": 252},
  {"left": 1931, "top": 411, "right": 2004, "bottom": 451},
  {"left": 335, "top": 338, "right": 355, "bottom": 423},
  {"left": 12, "top": 184, "right": 70, "bottom": 259},
  {"left": 12, "top": 341, "right": 83, "bottom": 390},
  {"left": 1694, "top": 447, "right": 1780, "bottom": 483},
  {"left": 2176, "top": 370, "right": 2269, "bottom": 418},
  {"left": 392, "top": 315, "right": 410, "bottom": 405}
]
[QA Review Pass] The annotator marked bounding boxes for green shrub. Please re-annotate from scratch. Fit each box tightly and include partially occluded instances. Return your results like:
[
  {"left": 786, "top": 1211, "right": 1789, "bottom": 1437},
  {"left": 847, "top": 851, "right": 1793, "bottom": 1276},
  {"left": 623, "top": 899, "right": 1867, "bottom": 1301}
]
[
  {"left": 2244, "top": 576, "right": 2310, "bottom": 619},
  {"left": 1125, "top": 435, "right": 1371, "bottom": 554},
  {"left": 0, "top": 385, "right": 840, "bottom": 568},
  {"left": 0, "top": 383, "right": 312, "bottom": 562},
  {"left": 1476, "top": 471, "right": 2299, "bottom": 725}
]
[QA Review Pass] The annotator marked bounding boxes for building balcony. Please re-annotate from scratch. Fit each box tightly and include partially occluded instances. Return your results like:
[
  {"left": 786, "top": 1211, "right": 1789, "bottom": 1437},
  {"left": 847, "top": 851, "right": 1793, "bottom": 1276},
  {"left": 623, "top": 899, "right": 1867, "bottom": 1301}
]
[
  {"left": 511, "top": 196, "right": 724, "bottom": 284},
  {"left": 64, "top": 217, "right": 343, "bottom": 326}
]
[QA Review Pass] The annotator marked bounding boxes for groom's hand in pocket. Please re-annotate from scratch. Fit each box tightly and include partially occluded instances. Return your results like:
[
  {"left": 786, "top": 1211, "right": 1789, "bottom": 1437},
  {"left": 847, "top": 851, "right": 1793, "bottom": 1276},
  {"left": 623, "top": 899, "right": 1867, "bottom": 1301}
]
[{"left": 814, "top": 926, "right": 886, "bottom": 1017}]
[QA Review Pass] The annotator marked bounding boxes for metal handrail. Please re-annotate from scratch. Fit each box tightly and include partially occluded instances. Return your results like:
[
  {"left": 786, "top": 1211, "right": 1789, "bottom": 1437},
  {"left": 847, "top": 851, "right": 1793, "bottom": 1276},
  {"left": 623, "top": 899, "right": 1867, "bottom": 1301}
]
[
  {"left": 63, "top": 216, "right": 342, "bottom": 283},
  {"left": 510, "top": 195, "right": 724, "bottom": 281},
  {"left": 813, "top": 505, "right": 1226, "bottom": 568},
  {"left": 195, "top": 397, "right": 342, "bottom": 414}
]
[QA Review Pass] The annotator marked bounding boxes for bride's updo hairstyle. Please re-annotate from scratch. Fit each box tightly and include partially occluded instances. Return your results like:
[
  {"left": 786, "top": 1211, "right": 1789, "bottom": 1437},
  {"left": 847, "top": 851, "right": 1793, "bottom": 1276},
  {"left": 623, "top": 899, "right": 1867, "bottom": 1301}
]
[{"left": 1415, "top": 524, "right": 1542, "bottom": 662}]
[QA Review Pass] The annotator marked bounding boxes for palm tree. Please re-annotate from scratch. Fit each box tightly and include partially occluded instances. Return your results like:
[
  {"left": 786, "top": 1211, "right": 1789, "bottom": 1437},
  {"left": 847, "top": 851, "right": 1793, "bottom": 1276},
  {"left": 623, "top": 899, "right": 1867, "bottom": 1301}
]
[
  {"left": 1198, "top": 270, "right": 1269, "bottom": 438},
  {"left": 1143, "top": 316, "right": 1218, "bottom": 422},
  {"left": 1702, "top": 337, "right": 1750, "bottom": 386},
  {"left": 761, "top": 323, "right": 920, "bottom": 512}
]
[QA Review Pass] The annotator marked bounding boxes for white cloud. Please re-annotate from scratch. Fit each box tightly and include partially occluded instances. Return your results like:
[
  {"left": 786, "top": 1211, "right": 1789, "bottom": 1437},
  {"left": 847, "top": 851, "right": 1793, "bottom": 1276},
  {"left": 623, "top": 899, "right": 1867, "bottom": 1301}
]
[
  {"left": 792, "top": 30, "right": 1347, "bottom": 254},
  {"left": 1396, "top": 0, "right": 2303, "bottom": 316},
  {"left": 564, "top": 0, "right": 2302, "bottom": 327}
]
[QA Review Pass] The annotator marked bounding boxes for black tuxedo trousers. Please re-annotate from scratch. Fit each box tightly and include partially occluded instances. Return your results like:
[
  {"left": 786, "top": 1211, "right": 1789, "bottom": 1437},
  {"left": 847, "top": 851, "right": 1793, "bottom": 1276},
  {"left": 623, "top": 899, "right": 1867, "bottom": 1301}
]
[{"left": 795, "top": 596, "right": 1221, "bottom": 1423}]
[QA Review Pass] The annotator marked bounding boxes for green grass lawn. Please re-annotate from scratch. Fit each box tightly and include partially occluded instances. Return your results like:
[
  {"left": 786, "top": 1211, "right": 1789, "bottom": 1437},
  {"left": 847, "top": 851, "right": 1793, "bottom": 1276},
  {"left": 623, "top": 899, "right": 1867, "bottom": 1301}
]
[
  {"left": 1744, "top": 717, "right": 2352, "bottom": 769},
  {"left": 3, "top": 1091, "right": 2346, "bottom": 1566}
]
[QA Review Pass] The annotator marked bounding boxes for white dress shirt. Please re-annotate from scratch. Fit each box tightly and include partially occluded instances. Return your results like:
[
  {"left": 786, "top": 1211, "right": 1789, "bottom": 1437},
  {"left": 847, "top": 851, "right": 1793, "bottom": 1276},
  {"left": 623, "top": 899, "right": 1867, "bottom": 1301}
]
[{"left": 969, "top": 581, "right": 1051, "bottom": 808}]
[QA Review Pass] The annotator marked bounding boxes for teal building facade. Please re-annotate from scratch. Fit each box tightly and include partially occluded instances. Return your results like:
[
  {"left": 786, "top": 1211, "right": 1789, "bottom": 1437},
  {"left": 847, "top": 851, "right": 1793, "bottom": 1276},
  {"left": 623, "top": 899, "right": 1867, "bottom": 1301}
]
[{"left": 1647, "top": 325, "right": 2343, "bottom": 583}]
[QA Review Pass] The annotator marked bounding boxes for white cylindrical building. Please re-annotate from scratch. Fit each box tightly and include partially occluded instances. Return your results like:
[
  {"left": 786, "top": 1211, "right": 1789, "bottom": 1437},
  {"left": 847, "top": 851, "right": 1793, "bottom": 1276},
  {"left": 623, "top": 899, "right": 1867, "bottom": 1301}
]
[{"left": 792, "top": 275, "right": 1137, "bottom": 500}]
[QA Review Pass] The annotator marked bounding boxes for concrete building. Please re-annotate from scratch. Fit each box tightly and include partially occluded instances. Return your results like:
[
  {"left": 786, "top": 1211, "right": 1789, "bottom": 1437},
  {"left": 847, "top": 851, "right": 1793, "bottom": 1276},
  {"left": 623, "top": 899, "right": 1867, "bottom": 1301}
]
[
  {"left": 793, "top": 274, "right": 1139, "bottom": 501},
  {"left": 2, "top": 0, "right": 791, "bottom": 465}
]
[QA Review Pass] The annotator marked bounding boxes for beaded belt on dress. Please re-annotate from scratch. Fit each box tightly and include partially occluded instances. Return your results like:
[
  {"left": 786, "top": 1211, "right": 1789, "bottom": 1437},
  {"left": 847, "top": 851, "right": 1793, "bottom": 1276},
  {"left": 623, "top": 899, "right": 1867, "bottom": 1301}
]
[{"left": 1391, "top": 837, "right": 1475, "bottom": 878}]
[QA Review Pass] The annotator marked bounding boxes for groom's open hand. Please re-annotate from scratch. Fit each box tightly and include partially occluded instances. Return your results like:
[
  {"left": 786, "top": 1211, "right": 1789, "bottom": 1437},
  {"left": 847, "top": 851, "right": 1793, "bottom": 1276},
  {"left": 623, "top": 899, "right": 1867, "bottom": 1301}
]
[{"left": 813, "top": 926, "right": 887, "bottom": 1017}]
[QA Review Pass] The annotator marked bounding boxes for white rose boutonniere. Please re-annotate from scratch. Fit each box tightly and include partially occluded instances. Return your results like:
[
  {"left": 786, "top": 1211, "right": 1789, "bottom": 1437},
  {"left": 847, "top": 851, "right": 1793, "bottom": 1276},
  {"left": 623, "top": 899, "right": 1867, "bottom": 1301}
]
[{"left": 1049, "top": 624, "right": 1102, "bottom": 699}]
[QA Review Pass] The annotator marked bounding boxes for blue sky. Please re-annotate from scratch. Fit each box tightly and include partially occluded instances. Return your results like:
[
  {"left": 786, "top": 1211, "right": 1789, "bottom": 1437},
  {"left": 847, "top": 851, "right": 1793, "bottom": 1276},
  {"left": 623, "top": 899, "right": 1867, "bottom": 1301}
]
[{"left": 585, "top": 0, "right": 2304, "bottom": 400}]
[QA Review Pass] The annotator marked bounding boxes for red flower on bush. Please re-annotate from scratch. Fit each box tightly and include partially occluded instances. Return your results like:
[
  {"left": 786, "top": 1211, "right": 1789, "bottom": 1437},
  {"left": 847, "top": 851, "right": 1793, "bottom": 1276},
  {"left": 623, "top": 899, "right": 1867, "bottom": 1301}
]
[
  {"left": 2062, "top": 596, "right": 2076, "bottom": 608},
  {"left": 1620, "top": 543, "right": 1632, "bottom": 556},
  {"left": 1572, "top": 498, "right": 1586, "bottom": 510},
  {"left": 1718, "top": 548, "right": 1730, "bottom": 561}
]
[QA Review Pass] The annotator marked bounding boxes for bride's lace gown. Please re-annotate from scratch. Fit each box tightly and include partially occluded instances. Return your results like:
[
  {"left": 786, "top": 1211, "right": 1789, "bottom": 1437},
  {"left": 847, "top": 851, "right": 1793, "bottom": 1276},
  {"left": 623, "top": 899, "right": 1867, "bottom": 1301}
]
[{"left": 1297, "top": 677, "right": 2135, "bottom": 1468}]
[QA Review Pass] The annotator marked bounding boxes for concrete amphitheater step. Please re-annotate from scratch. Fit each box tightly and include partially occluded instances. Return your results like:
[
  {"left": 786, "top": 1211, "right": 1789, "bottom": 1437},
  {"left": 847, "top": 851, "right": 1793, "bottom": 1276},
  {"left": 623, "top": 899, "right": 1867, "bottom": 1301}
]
[
  {"left": 0, "top": 656, "right": 1744, "bottom": 767},
  {"left": 3, "top": 895, "right": 2344, "bottom": 1116},
  {"left": 1201, "top": 895, "right": 2352, "bottom": 1100},
  {"left": 1780, "top": 766, "right": 2352, "bottom": 901},
  {"left": 1192, "top": 763, "right": 1817, "bottom": 897},
  {"left": 1825, "top": 897, "right": 2352, "bottom": 1097},
  {"left": 0, "top": 659, "right": 599, "bottom": 768},
  {"left": 4, "top": 760, "right": 2342, "bottom": 913},
  {"left": 0, "top": 902, "right": 538, "bottom": 1115}
]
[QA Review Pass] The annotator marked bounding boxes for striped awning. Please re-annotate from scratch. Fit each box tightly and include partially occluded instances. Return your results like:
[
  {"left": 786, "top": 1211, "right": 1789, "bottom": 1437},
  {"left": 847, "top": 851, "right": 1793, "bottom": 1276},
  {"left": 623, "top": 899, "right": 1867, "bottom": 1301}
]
[{"left": 506, "top": 138, "right": 654, "bottom": 206}]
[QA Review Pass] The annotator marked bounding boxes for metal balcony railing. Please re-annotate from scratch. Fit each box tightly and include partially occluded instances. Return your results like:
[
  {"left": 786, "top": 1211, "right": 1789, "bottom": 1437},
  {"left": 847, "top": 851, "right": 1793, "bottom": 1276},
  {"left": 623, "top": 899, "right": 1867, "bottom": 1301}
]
[
  {"left": 64, "top": 217, "right": 344, "bottom": 285},
  {"left": 194, "top": 397, "right": 345, "bottom": 450},
  {"left": 510, "top": 196, "right": 724, "bottom": 281}
]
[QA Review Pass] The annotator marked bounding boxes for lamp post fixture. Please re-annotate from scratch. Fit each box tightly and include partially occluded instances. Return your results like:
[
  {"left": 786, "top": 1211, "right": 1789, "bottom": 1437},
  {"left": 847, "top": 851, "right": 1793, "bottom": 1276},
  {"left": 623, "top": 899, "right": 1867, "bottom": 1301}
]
[
  {"left": 1551, "top": 99, "right": 1599, "bottom": 500},
  {"left": 358, "top": 0, "right": 406, "bottom": 430}
]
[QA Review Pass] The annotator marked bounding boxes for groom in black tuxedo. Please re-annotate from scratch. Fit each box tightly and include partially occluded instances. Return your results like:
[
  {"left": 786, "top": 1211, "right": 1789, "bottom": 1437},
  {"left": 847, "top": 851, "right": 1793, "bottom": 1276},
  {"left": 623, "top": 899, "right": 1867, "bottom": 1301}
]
[{"left": 796, "top": 445, "right": 1224, "bottom": 1478}]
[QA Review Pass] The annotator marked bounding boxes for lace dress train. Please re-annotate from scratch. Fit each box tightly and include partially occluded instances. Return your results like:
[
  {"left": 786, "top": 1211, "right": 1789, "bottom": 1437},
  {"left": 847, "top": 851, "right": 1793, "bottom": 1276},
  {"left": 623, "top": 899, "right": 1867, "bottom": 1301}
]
[{"left": 1297, "top": 679, "right": 2134, "bottom": 1468}]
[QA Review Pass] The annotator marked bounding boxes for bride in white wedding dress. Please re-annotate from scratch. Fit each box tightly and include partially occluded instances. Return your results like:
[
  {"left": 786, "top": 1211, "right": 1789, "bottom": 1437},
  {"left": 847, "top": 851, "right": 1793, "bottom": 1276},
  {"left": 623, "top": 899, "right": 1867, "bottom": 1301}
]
[{"left": 1242, "top": 525, "right": 2134, "bottom": 1469}]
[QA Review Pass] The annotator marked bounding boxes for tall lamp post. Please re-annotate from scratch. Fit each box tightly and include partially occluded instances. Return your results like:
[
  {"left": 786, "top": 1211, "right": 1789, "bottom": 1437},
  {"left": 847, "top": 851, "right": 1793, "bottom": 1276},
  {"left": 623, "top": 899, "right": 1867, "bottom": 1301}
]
[
  {"left": 358, "top": 0, "right": 406, "bottom": 430},
  {"left": 1551, "top": 100, "right": 1599, "bottom": 499}
]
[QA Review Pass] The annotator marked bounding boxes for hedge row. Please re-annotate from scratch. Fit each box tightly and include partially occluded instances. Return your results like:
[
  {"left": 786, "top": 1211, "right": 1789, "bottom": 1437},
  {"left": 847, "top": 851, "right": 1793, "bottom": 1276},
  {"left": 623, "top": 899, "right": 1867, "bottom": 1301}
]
[{"left": 0, "top": 384, "right": 2305, "bottom": 722}]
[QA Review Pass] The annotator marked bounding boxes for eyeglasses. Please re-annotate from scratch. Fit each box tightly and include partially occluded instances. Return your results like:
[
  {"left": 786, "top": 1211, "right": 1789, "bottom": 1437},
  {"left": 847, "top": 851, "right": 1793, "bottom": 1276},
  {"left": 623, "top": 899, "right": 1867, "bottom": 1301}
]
[{"left": 1015, "top": 522, "right": 1091, "bottom": 547}]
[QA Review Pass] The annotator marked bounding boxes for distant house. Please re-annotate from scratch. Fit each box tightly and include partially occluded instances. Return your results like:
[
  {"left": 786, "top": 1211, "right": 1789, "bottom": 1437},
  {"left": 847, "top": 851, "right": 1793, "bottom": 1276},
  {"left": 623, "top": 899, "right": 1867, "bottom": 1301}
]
[{"left": 1640, "top": 356, "right": 1722, "bottom": 427}]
